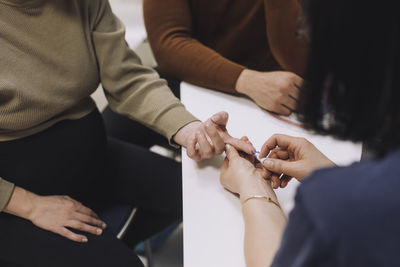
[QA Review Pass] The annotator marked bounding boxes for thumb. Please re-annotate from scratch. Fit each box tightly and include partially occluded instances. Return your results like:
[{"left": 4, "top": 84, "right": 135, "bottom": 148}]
[
  {"left": 263, "top": 158, "right": 298, "bottom": 178},
  {"left": 225, "top": 144, "right": 239, "bottom": 160},
  {"left": 210, "top": 111, "right": 229, "bottom": 127}
]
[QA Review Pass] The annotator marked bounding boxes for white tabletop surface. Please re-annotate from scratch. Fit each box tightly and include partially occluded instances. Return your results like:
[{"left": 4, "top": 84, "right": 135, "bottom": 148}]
[{"left": 181, "top": 82, "right": 362, "bottom": 267}]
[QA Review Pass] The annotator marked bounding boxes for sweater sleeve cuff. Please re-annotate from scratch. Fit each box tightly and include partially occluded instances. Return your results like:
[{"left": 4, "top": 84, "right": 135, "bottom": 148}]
[
  {"left": 0, "top": 178, "right": 15, "bottom": 212},
  {"left": 158, "top": 104, "right": 199, "bottom": 148},
  {"left": 214, "top": 62, "right": 246, "bottom": 94}
]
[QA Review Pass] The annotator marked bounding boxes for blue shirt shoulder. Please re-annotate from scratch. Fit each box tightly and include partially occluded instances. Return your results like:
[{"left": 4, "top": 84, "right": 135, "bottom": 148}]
[{"left": 273, "top": 149, "right": 400, "bottom": 267}]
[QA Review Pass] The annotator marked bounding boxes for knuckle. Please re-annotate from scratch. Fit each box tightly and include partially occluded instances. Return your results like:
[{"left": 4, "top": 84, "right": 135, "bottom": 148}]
[
  {"left": 278, "top": 81, "right": 291, "bottom": 91},
  {"left": 201, "top": 150, "right": 212, "bottom": 159},
  {"left": 275, "top": 161, "right": 284, "bottom": 173},
  {"left": 278, "top": 93, "right": 287, "bottom": 102},
  {"left": 76, "top": 222, "right": 85, "bottom": 230},
  {"left": 187, "top": 148, "right": 195, "bottom": 158},
  {"left": 90, "top": 218, "right": 100, "bottom": 226},
  {"left": 207, "top": 127, "right": 218, "bottom": 137},
  {"left": 67, "top": 232, "right": 76, "bottom": 239},
  {"left": 64, "top": 200, "right": 75, "bottom": 210},
  {"left": 271, "top": 133, "right": 280, "bottom": 139},
  {"left": 288, "top": 73, "right": 297, "bottom": 80},
  {"left": 272, "top": 103, "right": 281, "bottom": 110},
  {"left": 203, "top": 146, "right": 213, "bottom": 154}
]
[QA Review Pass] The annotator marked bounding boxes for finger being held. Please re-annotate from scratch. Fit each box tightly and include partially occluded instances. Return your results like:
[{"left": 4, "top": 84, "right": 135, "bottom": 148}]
[
  {"left": 208, "top": 112, "right": 255, "bottom": 154},
  {"left": 204, "top": 121, "right": 225, "bottom": 154},
  {"left": 225, "top": 137, "right": 255, "bottom": 155}
]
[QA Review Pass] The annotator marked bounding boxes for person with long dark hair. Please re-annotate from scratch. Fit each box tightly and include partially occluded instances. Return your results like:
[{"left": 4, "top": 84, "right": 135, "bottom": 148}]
[{"left": 220, "top": 0, "right": 400, "bottom": 266}]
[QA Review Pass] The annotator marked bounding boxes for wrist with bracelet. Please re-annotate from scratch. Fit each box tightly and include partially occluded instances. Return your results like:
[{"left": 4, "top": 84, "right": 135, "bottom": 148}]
[{"left": 240, "top": 194, "right": 281, "bottom": 209}]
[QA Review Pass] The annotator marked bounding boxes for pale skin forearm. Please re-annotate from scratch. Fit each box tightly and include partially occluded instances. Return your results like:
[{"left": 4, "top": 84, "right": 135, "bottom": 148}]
[
  {"left": 220, "top": 145, "right": 287, "bottom": 266},
  {"left": 239, "top": 179, "right": 287, "bottom": 267},
  {"left": 241, "top": 199, "right": 286, "bottom": 267}
]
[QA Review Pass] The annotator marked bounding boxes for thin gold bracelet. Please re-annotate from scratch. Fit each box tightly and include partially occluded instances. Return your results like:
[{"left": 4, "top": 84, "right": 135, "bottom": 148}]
[{"left": 242, "top": 195, "right": 281, "bottom": 209}]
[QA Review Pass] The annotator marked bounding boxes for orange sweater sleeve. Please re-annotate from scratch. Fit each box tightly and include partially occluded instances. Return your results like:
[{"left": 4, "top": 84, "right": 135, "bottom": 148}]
[{"left": 143, "top": 0, "right": 245, "bottom": 93}]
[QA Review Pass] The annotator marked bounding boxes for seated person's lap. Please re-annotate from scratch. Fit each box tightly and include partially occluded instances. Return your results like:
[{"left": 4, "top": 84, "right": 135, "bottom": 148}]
[
  {"left": 0, "top": 110, "right": 181, "bottom": 263},
  {"left": 0, "top": 214, "right": 144, "bottom": 267}
]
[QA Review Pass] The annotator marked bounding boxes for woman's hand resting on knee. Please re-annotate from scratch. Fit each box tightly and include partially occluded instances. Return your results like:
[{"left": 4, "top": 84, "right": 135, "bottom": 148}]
[
  {"left": 4, "top": 187, "right": 106, "bottom": 243},
  {"left": 174, "top": 111, "right": 255, "bottom": 161},
  {"left": 259, "top": 134, "right": 336, "bottom": 188}
]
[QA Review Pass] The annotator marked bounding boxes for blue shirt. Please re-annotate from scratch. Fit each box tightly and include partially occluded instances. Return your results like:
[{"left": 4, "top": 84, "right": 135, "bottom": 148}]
[{"left": 272, "top": 149, "right": 400, "bottom": 267}]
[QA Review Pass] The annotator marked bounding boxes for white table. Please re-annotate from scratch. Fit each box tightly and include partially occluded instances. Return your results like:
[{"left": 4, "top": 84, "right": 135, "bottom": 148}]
[{"left": 181, "top": 82, "right": 362, "bottom": 267}]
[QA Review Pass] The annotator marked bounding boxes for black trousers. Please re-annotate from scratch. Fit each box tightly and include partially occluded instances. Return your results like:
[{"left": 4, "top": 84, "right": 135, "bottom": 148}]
[{"left": 0, "top": 110, "right": 182, "bottom": 267}]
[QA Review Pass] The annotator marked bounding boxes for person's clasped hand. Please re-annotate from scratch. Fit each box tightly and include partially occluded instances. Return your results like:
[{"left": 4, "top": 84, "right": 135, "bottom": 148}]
[
  {"left": 173, "top": 111, "right": 255, "bottom": 161},
  {"left": 259, "top": 134, "right": 336, "bottom": 188},
  {"left": 236, "top": 70, "right": 303, "bottom": 116}
]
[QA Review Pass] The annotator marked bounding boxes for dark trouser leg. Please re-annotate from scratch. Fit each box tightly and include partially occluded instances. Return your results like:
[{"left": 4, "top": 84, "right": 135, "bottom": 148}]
[
  {"left": 104, "top": 137, "right": 182, "bottom": 247},
  {"left": 0, "top": 214, "right": 143, "bottom": 267},
  {"left": 0, "top": 111, "right": 143, "bottom": 267},
  {"left": 102, "top": 70, "right": 181, "bottom": 149}
]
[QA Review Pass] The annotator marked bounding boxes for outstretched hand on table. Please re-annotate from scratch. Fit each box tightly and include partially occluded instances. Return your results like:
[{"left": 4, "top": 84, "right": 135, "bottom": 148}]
[{"left": 173, "top": 111, "right": 255, "bottom": 161}]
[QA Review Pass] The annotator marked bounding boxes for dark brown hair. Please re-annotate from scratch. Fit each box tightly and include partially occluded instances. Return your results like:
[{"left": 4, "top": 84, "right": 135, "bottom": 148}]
[{"left": 298, "top": 0, "right": 400, "bottom": 155}]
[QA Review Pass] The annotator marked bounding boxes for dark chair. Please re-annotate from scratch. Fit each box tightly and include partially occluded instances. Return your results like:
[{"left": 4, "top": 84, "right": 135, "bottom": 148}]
[{"left": 101, "top": 205, "right": 153, "bottom": 267}]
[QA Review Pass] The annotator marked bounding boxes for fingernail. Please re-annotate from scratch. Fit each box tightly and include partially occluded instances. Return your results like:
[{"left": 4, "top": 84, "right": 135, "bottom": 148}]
[
  {"left": 82, "top": 237, "right": 88, "bottom": 242},
  {"left": 102, "top": 223, "right": 107, "bottom": 229},
  {"left": 225, "top": 144, "right": 231, "bottom": 150},
  {"left": 97, "top": 228, "right": 103, "bottom": 235},
  {"left": 264, "top": 159, "right": 273, "bottom": 168},
  {"left": 211, "top": 114, "right": 221, "bottom": 122}
]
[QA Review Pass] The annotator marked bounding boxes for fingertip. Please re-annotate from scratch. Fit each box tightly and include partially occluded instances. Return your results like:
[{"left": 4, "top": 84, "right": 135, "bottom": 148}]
[
  {"left": 263, "top": 158, "right": 274, "bottom": 169},
  {"left": 240, "top": 136, "right": 249, "bottom": 142},
  {"left": 81, "top": 236, "right": 88, "bottom": 243},
  {"left": 211, "top": 111, "right": 228, "bottom": 124},
  {"left": 96, "top": 228, "right": 103, "bottom": 235}
]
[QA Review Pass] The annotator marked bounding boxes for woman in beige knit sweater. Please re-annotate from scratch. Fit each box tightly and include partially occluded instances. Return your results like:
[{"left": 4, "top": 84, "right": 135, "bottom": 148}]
[{"left": 0, "top": 0, "right": 251, "bottom": 266}]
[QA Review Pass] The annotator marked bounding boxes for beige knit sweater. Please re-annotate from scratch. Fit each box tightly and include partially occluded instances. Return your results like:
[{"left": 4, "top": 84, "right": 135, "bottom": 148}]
[{"left": 0, "top": 0, "right": 197, "bottom": 210}]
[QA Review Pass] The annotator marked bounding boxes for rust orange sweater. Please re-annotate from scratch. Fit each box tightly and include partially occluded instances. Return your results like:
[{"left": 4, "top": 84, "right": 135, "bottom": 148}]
[{"left": 143, "top": 0, "right": 283, "bottom": 93}]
